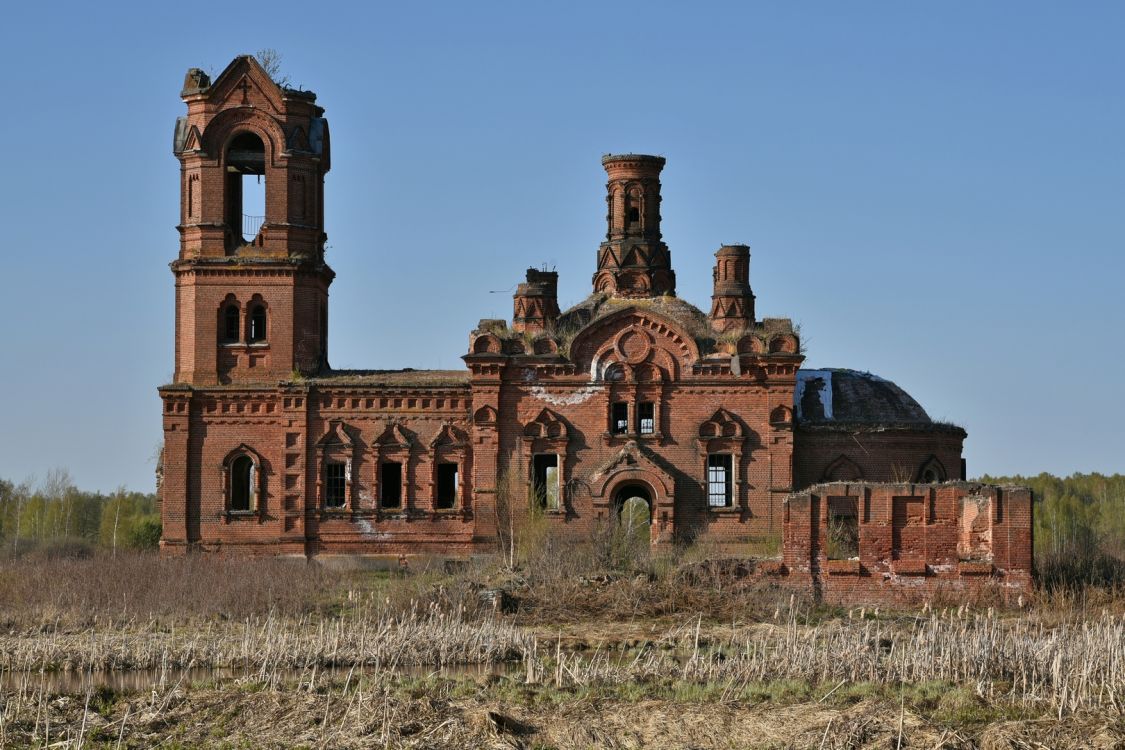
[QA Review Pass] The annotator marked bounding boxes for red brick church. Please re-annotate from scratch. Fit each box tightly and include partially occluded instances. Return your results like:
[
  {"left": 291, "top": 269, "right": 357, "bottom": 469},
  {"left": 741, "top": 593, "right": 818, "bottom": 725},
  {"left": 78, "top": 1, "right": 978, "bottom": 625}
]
[{"left": 159, "top": 57, "right": 1031, "bottom": 602}]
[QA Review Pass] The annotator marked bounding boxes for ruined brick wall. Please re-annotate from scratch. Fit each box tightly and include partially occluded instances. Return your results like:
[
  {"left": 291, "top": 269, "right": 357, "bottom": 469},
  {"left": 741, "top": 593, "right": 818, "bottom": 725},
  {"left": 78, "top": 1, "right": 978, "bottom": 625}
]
[{"left": 780, "top": 482, "right": 1033, "bottom": 605}]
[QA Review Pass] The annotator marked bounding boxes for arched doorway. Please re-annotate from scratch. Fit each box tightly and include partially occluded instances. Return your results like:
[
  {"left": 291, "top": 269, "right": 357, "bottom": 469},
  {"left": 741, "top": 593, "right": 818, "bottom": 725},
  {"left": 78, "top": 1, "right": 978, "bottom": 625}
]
[{"left": 612, "top": 484, "right": 652, "bottom": 548}]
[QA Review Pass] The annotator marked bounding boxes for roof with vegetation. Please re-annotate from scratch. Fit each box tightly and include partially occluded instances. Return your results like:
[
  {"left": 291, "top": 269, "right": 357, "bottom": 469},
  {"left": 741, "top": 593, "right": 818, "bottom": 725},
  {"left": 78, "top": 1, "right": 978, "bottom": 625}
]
[
  {"left": 300, "top": 369, "right": 471, "bottom": 387},
  {"left": 550, "top": 293, "right": 795, "bottom": 357}
]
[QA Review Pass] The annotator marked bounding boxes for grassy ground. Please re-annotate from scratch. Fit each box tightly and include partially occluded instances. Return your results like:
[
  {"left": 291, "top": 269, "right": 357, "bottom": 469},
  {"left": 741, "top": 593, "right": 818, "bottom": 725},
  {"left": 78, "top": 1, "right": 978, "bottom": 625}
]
[{"left": 1, "top": 543, "right": 1124, "bottom": 748}]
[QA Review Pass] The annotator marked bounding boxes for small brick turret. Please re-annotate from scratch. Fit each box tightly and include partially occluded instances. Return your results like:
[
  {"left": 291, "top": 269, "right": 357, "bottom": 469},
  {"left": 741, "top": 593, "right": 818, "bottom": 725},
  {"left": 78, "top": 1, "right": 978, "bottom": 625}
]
[
  {"left": 592, "top": 154, "right": 675, "bottom": 298},
  {"left": 709, "top": 244, "right": 755, "bottom": 333},
  {"left": 512, "top": 268, "right": 560, "bottom": 334}
]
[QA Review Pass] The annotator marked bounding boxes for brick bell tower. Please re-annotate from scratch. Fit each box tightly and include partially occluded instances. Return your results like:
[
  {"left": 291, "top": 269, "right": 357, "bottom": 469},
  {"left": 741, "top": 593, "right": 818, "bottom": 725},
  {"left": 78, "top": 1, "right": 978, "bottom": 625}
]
[
  {"left": 171, "top": 55, "right": 333, "bottom": 385},
  {"left": 592, "top": 154, "right": 675, "bottom": 298}
]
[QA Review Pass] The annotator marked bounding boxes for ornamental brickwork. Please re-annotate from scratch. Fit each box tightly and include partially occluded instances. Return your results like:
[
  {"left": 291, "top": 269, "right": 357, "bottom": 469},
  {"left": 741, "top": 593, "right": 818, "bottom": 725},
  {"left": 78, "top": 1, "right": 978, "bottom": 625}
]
[{"left": 158, "top": 57, "right": 1032, "bottom": 605}]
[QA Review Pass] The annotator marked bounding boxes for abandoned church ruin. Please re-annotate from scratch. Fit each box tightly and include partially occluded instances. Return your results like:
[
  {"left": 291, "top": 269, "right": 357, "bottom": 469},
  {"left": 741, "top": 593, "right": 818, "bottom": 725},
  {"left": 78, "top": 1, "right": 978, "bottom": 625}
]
[{"left": 159, "top": 56, "right": 1032, "bottom": 603}]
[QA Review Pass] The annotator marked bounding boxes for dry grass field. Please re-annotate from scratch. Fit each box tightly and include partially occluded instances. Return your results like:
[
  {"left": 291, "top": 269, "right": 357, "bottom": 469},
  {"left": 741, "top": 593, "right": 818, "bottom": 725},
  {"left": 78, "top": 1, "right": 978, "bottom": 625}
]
[{"left": 1, "top": 543, "right": 1123, "bottom": 748}]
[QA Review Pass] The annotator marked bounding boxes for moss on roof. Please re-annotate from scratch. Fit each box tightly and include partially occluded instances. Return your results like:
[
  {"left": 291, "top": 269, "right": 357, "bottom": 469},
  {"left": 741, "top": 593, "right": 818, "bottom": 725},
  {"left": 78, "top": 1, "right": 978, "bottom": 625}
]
[{"left": 300, "top": 369, "right": 470, "bottom": 387}]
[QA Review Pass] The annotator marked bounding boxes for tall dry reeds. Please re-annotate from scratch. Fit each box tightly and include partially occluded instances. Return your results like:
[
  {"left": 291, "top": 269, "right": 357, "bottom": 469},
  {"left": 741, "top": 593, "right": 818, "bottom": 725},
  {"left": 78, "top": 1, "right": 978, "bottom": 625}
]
[
  {"left": 532, "top": 602, "right": 1125, "bottom": 716},
  {"left": 0, "top": 553, "right": 336, "bottom": 628}
]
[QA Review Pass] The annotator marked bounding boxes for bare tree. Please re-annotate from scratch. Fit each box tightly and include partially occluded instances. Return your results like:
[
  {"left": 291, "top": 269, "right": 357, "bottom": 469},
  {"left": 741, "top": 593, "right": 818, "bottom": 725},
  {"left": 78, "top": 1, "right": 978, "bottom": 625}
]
[{"left": 255, "top": 49, "right": 290, "bottom": 87}]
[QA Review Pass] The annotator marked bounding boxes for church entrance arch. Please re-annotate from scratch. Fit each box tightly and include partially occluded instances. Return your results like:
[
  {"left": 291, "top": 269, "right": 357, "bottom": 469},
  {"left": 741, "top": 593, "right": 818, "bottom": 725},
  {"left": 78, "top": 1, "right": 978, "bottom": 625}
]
[{"left": 612, "top": 483, "right": 653, "bottom": 547}]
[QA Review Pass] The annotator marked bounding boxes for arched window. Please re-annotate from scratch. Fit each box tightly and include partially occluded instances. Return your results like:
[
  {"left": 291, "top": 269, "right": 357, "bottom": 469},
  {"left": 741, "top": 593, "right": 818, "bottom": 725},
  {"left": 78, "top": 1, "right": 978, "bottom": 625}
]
[
  {"left": 230, "top": 455, "right": 256, "bottom": 511},
  {"left": 225, "top": 131, "right": 266, "bottom": 247},
  {"left": 248, "top": 304, "right": 267, "bottom": 343},
  {"left": 916, "top": 456, "right": 948, "bottom": 483},
  {"left": 222, "top": 304, "right": 240, "bottom": 343}
]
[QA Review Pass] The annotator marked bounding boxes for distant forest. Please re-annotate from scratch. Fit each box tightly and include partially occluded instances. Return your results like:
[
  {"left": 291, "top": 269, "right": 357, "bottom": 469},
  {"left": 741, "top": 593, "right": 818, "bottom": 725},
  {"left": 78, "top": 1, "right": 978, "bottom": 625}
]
[
  {"left": 978, "top": 473, "right": 1125, "bottom": 588},
  {"left": 0, "top": 470, "right": 159, "bottom": 556}
]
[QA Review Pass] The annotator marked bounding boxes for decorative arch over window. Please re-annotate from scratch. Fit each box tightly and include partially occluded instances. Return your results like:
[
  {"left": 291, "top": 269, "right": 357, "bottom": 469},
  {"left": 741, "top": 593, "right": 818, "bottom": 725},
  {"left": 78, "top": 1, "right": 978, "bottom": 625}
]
[
  {"left": 523, "top": 408, "right": 570, "bottom": 442},
  {"left": 822, "top": 455, "right": 864, "bottom": 483},
  {"left": 473, "top": 405, "right": 498, "bottom": 426},
  {"left": 429, "top": 423, "right": 469, "bottom": 511},
  {"left": 698, "top": 408, "right": 746, "bottom": 440},
  {"left": 316, "top": 421, "right": 358, "bottom": 511},
  {"left": 769, "top": 404, "right": 793, "bottom": 426},
  {"left": 768, "top": 334, "right": 799, "bottom": 354},
  {"left": 604, "top": 362, "right": 629, "bottom": 382},
  {"left": 523, "top": 409, "right": 572, "bottom": 512},
  {"left": 247, "top": 295, "right": 268, "bottom": 344},
  {"left": 737, "top": 335, "right": 766, "bottom": 355},
  {"left": 532, "top": 337, "right": 558, "bottom": 355},
  {"left": 222, "top": 445, "right": 264, "bottom": 516},
  {"left": 471, "top": 333, "right": 503, "bottom": 355},
  {"left": 695, "top": 409, "right": 750, "bottom": 510},
  {"left": 373, "top": 421, "right": 416, "bottom": 511},
  {"left": 570, "top": 309, "right": 700, "bottom": 377},
  {"left": 916, "top": 455, "right": 948, "bottom": 483},
  {"left": 634, "top": 363, "right": 665, "bottom": 383}
]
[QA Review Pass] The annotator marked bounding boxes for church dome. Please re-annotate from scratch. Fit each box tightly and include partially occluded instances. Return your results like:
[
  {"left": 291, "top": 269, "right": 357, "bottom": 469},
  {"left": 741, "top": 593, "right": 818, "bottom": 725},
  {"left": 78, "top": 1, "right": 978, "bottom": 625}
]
[{"left": 795, "top": 368, "right": 933, "bottom": 426}]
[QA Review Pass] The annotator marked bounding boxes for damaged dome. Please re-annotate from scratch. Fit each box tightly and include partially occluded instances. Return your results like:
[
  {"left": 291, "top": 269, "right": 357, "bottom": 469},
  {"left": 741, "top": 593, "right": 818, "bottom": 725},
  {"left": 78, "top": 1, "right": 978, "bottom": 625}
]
[{"left": 795, "top": 369, "right": 932, "bottom": 426}]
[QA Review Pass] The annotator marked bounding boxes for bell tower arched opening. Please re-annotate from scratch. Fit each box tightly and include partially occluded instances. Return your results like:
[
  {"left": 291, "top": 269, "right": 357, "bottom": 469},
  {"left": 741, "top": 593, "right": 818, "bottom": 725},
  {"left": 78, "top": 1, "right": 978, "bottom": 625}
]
[{"left": 225, "top": 131, "right": 267, "bottom": 248}]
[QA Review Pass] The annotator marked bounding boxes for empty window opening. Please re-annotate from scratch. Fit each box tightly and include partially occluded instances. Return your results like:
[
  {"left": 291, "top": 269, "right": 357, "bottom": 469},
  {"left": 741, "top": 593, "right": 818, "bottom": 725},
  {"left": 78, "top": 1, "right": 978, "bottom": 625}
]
[
  {"left": 248, "top": 304, "right": 267, "bottom": 343},
  {"left": 225, "top": 132, "right": 266, "bottom": 245},
  {"left": 436, "top": 463, "right": 458, "bottom": 509},
  {"left": 638, "top": 402, "right": 655, "bottom": 434},
  {"left": 222, "top": 304, "right": 240, "bottom": 343},
  {"left": 611, "top": 403, "right": 629, "bottom": 434},
  {"left": 707, "top": 454, "right": 732, "bottom": 507},
  {"left": 921, "top": 468, "right": 940, "bottom": 483},
  {"left": 324, "top": 462, "right": 346, "bottom": 508},
  {"left": 827, "top": 497, "right": 859, "bottom": 559},
  {"left": 230, "top": 455, "right": 254, "bottom": 511},
  {"left": 532, "top": 454, "right": 560, "bottom": 511},
  {"left": 380, "top": 462, "right": 402, "bottom": 508}
]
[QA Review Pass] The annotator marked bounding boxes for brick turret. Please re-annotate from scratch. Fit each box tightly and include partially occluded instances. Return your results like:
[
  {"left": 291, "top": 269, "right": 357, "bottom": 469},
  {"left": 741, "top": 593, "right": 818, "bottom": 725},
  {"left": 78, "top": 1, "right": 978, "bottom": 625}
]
[
  {"left": 592, "top": 154, "right": 675, "bottom": 298},
  {"left": 512, "top": 268, "right": 560, "bottom": 334},
  {"left": 709, "top": 244, "right": 755, "bottom": 333}
]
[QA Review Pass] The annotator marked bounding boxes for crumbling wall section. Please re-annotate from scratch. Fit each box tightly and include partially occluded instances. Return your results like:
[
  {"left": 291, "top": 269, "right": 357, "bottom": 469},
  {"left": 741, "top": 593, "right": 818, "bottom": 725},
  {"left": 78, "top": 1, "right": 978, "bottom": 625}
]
[{"left": 780, "top": 482, "right": 1033, "bottom": 605}]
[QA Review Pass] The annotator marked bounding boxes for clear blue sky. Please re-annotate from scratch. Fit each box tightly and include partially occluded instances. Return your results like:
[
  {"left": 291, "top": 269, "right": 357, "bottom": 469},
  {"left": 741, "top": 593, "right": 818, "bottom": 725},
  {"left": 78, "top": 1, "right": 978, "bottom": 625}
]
[{"left": 0, "top": 2, "right": 1122, "bottom": 493}]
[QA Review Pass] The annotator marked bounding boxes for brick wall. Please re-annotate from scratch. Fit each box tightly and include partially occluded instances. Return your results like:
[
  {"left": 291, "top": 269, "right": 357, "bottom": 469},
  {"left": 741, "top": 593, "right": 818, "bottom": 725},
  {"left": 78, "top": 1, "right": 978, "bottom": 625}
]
[{"left": 780, "top": 482, "right": 1033, "bottom": 605}]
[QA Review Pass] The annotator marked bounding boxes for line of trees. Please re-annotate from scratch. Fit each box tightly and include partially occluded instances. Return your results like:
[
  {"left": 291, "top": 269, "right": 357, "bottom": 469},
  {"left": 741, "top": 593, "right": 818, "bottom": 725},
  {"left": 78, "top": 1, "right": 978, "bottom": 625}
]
[
  {"left": 978, "top": 472, "right": 1125, "bottom": 589},
  {"left": 0, "top": 470, "right": 160, "bottom": 557}
]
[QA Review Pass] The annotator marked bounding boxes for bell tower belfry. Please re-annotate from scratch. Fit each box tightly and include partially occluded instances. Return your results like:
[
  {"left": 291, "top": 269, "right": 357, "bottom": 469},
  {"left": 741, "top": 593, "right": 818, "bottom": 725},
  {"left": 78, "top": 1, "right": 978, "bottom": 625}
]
[
  {"left": 592, "top": 154, "right": 676, "bottom": 298},
  {"left": 171, "top": 55, "right": 333, "bottom": 385}
]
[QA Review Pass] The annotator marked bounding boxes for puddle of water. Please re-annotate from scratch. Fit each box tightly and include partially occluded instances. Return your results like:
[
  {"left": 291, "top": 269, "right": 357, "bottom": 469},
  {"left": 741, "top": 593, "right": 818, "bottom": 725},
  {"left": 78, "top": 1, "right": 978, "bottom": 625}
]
[{"left": 0, "top": 661, "right": 519, "bottom": 695}]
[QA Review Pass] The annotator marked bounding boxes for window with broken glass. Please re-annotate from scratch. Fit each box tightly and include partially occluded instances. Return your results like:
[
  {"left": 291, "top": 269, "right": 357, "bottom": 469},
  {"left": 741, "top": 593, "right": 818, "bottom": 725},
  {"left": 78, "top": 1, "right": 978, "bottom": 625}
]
[
  {"left": 611, "top": 403, "right": 629, "bottom": 434},
  {"left": 638, "top": 402, "right": 655, "bottom": 434}
]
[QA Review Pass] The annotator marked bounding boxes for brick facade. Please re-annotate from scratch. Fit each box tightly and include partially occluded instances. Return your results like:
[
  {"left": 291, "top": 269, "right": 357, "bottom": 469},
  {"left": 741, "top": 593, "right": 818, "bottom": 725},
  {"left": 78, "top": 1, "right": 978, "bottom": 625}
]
[{"left": 157, "top": 58, "right": 1032, "bottom": 603}]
